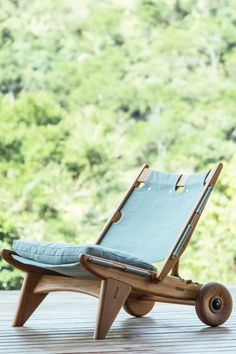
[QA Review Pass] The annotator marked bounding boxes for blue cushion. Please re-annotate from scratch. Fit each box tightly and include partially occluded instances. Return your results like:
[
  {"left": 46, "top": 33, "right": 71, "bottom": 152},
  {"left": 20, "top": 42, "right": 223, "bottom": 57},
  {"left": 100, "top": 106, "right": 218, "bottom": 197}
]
[{"left": 13, "top": 240, "right": 156, "bottom": 271}]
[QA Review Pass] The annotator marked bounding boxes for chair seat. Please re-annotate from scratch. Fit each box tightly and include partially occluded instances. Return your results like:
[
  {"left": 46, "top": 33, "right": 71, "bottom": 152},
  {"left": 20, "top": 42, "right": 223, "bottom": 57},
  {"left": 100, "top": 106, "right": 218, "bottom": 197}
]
[{"left": 12, "top": 240, "right": 156, "bottom": 278}]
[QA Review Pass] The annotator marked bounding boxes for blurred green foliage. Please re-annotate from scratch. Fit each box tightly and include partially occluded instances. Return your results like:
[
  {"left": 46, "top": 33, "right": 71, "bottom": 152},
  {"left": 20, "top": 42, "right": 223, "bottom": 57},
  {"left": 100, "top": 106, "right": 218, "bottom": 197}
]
[{"left": 0, "top": 0, "right": 235, "bottom": 288}]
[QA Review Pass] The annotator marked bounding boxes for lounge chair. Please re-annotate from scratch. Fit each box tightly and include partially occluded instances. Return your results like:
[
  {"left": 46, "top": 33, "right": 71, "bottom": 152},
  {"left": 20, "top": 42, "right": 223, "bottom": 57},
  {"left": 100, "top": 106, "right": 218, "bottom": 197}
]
[{"left": 1, "top": 162, "right": 233, "bottom": 339}]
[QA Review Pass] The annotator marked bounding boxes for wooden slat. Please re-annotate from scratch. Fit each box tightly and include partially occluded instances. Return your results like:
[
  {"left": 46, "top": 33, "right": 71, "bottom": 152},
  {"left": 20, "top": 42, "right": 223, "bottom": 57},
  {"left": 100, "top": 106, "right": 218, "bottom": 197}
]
[
  {"left": 0, "top": 287, "right": 235, "bottom": 353},
  {"left": 137, "top": 168, "right": 151, "bottom": 183},
  {"left": 138, "top": 169, "right": 189, "bottom": 188},
  {"left": 34, "top": 275, "right": 101, "bottom": 298}
]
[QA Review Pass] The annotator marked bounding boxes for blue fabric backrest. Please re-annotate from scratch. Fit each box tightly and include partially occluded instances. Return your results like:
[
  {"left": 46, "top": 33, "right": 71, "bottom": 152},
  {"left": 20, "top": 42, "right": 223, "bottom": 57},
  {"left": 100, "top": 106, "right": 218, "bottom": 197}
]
[{"left": 100, "top": 170, "right": 209, "bottom": 263}]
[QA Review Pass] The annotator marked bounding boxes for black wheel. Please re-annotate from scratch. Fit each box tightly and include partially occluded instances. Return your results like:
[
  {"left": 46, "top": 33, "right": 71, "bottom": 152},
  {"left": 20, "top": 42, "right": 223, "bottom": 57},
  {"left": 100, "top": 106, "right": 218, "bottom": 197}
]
[{"left": 195, "top": 282, "right": 233, "bottom": 326}]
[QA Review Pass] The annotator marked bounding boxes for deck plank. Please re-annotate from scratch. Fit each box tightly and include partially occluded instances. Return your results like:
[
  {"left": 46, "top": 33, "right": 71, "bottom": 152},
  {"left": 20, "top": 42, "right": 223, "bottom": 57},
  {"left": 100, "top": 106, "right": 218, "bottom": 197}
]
[{"left": 0, "top": 287, "right": 235, "bottom": 354}]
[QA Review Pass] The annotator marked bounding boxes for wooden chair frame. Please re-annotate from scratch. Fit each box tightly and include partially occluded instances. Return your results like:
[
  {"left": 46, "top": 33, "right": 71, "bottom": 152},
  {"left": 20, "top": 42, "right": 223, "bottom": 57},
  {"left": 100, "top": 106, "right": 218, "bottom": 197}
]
[{"left": 1, "top": 162, "right": 233, "bottom": 339}]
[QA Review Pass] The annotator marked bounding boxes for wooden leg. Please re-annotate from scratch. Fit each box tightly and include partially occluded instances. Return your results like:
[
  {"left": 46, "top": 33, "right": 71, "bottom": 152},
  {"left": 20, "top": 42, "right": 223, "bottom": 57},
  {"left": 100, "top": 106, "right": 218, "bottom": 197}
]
[
  {"left": 171, "top": 260, "right": 180, "bottom": 277},
  {"left": 13, "top": 272, "right": 48, "bottom": 327},
  {"left": 94, "top": 278, "right": 132, "bottom": 339}
]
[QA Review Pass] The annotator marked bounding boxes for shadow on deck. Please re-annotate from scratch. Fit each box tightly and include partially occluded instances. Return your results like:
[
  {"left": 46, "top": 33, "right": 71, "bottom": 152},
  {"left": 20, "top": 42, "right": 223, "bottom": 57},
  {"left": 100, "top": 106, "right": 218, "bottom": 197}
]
[{"left": 0, "top": 287, "right": 235, "bottom": 354}]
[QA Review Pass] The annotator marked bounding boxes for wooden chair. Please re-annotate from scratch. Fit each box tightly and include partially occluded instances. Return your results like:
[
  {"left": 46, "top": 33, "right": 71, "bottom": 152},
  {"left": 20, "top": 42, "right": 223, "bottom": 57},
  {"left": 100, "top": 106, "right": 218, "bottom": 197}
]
[{"left": 1, "top": 162, "right": 233, "bottom": 339}]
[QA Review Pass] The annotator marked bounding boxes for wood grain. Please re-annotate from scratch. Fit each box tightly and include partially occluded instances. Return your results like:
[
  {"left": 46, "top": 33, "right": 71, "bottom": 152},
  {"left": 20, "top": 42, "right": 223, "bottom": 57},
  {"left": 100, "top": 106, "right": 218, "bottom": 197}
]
[
  {"left": 195, "top": 282, "right": 233, "bottom": 326},
  {"left": 80, "top": 254, "right": 202, "bottom": 301},
  {"left": 34, "top": 275, "right": 101, "bottom": 298},
  {"left": 0, "top": 287, "right": 235, "bottom": 353},
  {"left": 94, "top": 278, "right": 132, "bottom": 339},
  {"left": 13, "top": 272, "right": 48, "bottom": 327},
  {"left": 123, "top": 295, "right": 155, "bottom": 317}
]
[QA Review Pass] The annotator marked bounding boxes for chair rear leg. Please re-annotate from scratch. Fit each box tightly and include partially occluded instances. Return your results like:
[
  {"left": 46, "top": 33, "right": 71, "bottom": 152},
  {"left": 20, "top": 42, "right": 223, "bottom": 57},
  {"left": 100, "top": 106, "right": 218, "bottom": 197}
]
[
  {"left": 13, "top": 272, "right": 48, "bottom": 327},
  {"left": 94, "top": 278, "right": 132, "bottom": 339}
]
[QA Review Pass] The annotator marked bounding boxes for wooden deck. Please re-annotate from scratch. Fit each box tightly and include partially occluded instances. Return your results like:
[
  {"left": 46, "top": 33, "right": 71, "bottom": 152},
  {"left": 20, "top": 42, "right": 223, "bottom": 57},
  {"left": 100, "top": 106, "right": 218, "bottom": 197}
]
[{"left": 0, "top": 287, "right": 235, "bottom": 354}]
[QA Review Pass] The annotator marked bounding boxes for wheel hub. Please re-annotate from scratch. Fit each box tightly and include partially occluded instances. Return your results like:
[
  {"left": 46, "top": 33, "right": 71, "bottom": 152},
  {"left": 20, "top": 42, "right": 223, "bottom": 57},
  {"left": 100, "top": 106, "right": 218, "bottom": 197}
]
[{"left": 211, "top": 297, "right": 223, "bottom": 311}]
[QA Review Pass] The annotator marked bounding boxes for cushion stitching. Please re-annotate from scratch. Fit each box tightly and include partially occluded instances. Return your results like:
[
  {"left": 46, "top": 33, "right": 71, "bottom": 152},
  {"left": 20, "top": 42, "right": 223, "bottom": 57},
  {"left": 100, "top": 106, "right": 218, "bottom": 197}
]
[{"left": 13, "top": 244, "right": 156, "bottom": 270}]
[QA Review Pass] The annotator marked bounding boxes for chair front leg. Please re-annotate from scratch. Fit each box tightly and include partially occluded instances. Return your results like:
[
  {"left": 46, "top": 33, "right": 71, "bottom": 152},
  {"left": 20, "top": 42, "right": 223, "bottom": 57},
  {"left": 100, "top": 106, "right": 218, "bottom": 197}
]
[{"left": 94, "top": 278, "right": 132, "bottom": 339}]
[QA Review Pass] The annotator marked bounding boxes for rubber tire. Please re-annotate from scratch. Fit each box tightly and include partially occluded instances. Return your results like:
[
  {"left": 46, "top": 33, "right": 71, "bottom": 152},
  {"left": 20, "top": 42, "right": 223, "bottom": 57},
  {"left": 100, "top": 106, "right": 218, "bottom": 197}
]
[{"left": 195, "top": 282, "right": 233, "bottom": 327}]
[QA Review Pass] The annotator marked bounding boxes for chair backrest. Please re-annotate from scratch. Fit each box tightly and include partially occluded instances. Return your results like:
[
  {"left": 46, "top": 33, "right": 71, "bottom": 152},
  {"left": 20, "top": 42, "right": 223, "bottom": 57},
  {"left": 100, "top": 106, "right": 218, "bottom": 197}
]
[{"left": 97, "top": 163, "right": 222, "bottom": 267}]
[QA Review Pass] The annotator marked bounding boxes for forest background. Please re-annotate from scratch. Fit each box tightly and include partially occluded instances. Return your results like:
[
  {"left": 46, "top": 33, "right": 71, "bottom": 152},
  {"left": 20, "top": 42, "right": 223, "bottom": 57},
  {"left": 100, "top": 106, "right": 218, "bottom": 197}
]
[{"left": 0, "top": 0, "right": 236, "bottom": 289}]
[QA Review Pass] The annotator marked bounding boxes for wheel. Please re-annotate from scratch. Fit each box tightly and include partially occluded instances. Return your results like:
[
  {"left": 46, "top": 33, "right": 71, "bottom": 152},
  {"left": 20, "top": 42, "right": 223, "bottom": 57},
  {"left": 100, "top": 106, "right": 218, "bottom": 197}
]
[
  {"left": 195, "top": 282, "right": 233, "bottom": 326},
  {"left": 123, "top": 296, "right": 155, "bottom": 317}
]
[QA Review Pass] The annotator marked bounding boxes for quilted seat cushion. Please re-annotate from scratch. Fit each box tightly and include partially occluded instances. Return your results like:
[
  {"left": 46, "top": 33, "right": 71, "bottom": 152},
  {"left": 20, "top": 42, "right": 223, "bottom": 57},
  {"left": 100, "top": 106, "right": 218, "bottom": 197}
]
[{"left": 12, "top": 240, "right": 156, "bottom": 271}]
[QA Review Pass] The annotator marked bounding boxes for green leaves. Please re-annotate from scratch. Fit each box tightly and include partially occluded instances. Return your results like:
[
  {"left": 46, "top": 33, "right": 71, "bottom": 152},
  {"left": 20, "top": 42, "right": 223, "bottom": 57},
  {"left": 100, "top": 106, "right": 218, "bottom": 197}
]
[
  {"left": 0, "top": 0, "right": 236, "bottom": 288},
  {"left": 0, "top": 213, "right": 22, "bottom": 290}
]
